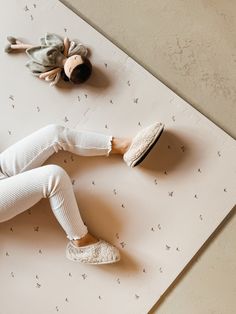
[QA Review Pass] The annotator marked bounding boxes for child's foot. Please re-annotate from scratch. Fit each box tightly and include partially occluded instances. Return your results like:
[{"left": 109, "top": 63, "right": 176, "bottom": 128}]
[
  {"left": 123, "top": 122, "right": 164, "bottom": 167},
  {"left": 66, "top": 233, "right": 120, "bottom": 265}
]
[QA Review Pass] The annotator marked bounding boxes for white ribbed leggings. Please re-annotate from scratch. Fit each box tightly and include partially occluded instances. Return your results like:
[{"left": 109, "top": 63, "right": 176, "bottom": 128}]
[{"left": 0, "top": 124, "right": 113, "bottom": 240}]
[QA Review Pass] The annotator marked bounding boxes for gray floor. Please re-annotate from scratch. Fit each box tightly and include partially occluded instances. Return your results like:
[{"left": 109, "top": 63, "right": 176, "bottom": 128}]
[{"left": 60, "top": 1, "right": 236, "bottom": 313}]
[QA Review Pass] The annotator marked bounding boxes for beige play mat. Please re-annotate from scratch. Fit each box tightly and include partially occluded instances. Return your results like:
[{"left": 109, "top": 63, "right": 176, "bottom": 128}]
[{"left": 0, "top": 1, "right": 235, "bottom": 313}]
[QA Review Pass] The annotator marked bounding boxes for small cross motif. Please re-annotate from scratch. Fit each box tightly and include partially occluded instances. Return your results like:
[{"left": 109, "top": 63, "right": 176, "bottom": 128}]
[
  {"left": 82, "top": 274, "right": 87, "bottom": 280},
  {"left": 24, "top": 5, "right": 29, "bottom": 11},
  {"left": 34, "top": 226, "right": 39, "bottom": 232},
  {"left": 36, "top": 283, "right": 41, "bottom": 288},
  {"left": 168, "top": 191, "right": 174, "bottom": 197},
  {"left": 120, "top": 241, "right": 126, "bottom": 248}
]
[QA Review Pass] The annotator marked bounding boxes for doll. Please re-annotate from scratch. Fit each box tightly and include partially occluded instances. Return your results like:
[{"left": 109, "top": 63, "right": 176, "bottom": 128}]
[{"left": 5, "top": 33, "right": 92, "bottom": 86}]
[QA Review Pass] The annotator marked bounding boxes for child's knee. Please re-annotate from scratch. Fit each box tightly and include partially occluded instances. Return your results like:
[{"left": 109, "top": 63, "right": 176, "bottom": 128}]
[
  {"left": 46, "top": 164, "right": 68, "bottom": 180},
  {"left": 43, "top": 164, "right": 70, "bottom": 196},
  {"left": 42, "top": 123, "right": 64, "bottom": 136}
]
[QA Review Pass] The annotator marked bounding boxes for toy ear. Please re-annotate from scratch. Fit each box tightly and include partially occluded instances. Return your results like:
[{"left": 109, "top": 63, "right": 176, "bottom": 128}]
[{"left": 61, "top": 68, "right": 70, "bottom": 81}]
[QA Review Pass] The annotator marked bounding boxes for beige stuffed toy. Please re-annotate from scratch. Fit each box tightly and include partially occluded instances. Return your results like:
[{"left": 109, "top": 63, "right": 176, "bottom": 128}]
[{"left": 5, "top": 33, "right": 92, "bottom": 86}]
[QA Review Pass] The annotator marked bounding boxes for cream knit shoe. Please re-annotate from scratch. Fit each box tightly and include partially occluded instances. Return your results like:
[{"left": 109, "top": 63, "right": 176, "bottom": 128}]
[
  {"left": 123, "top": 122, "right": 164, "bottom": 167},
  {"left": 66, "top": 239, "right": 120, "bottom": 265}
]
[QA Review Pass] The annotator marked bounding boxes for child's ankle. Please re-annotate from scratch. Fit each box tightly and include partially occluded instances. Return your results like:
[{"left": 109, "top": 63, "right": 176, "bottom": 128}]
[{"left": 72, "top": 233, "right": 99, "bottom": 247}]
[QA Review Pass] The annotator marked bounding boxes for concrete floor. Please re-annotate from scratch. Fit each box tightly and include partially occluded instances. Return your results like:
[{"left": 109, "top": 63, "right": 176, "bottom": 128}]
[{"left": 61, "top": 1, "right": 236, "bottom": 313}]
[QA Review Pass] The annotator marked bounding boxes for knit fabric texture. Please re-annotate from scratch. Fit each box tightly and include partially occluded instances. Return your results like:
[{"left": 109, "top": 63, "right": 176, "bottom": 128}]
[
  {"left": 123, "top": 122, "right": 164, "bottom": 167},
  {"left": 66, "top": 239, "right": 120, "bottom": 264}
]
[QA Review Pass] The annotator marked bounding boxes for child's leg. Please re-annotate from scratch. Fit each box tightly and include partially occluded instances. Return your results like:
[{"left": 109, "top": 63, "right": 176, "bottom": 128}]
[
  {"left": 0, "top": 124, "right": 117, "bottom": 177},
  {"left": 0, "top": 164, "right": 88, "bottom": 240},
  {"left": 0, "top": 124, "right": 129, "bottom": 244}
]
